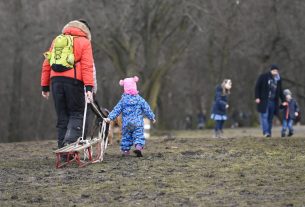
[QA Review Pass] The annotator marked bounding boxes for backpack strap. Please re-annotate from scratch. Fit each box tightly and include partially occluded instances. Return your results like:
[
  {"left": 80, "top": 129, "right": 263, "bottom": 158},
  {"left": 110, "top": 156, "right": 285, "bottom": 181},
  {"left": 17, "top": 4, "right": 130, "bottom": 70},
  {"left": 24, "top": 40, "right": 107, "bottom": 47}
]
[{"left": 71, "top": 36, "right": 79, "bottom": 84}]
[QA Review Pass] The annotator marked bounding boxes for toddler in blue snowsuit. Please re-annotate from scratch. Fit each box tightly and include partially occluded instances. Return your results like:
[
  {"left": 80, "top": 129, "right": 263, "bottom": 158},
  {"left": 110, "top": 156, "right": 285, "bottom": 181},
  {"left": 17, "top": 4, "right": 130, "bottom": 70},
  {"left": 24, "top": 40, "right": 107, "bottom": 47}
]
[{"left": 106, "top": 76, "right": 155, "bottom": 157}]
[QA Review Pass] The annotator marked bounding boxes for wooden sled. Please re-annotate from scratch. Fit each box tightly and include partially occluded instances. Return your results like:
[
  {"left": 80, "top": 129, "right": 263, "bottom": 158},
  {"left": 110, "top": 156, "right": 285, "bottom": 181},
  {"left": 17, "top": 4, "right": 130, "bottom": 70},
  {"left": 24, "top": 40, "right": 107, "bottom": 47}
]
[{"left": 54, "top": 101, "right": 110, "bottom": 168}]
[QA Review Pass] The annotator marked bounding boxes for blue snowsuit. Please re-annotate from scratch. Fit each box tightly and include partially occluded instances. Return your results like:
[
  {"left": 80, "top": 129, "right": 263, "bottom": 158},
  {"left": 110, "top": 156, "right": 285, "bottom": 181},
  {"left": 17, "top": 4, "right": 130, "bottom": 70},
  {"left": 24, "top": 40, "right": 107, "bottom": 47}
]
[{"left": 108, "top": 94, "right": 155, "bottom": 151}]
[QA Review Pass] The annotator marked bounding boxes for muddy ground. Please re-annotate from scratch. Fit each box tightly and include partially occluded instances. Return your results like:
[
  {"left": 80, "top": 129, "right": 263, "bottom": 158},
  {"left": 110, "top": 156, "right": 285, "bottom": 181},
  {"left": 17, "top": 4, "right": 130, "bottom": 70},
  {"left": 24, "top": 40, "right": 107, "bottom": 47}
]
[{"left": 1, "top": 127, "right": 305, "bottom": 207}]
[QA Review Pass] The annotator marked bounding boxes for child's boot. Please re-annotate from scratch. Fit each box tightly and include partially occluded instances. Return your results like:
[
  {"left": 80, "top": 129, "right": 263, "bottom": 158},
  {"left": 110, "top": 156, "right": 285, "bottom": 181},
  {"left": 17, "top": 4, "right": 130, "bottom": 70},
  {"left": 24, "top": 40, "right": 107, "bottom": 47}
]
[
  {"left": 122, "top": 150, "right": 130, "bottom": 157},
  {"left": 281, "top": 132, "right": 286, "bottom": 137},
  {"left": 213, "top": 131, "right": 220, "bottom": 138},
  {"left": 133, "top": 145, "right": 143, "bottom": 157},
  {"left": 219, "top": 130, "right": 227, "bottom": 138},
  {"left": 288, "top": 131, "right": 294, "bottom": 137}
]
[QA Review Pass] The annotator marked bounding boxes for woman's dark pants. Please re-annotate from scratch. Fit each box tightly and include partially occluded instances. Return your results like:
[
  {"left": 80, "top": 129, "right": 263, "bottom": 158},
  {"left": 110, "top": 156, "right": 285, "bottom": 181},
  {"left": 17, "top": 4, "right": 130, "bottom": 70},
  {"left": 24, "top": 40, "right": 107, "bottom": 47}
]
[{"left": 51, "top": 80, "right": 85, "bottom": 148}]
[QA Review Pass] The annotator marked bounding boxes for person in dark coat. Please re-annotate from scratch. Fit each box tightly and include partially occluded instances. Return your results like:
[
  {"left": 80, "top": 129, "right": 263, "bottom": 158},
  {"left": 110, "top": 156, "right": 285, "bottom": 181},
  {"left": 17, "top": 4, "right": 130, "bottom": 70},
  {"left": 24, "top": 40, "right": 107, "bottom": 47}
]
[
  {"left": 280, "top": 89, "right": 299, "bottom": 137},
  {"left": 211, "top": 79, "right": 232, "bottom": 138},
  {"left": 255, "top": 64, "right": 285, "bottom": 137}
]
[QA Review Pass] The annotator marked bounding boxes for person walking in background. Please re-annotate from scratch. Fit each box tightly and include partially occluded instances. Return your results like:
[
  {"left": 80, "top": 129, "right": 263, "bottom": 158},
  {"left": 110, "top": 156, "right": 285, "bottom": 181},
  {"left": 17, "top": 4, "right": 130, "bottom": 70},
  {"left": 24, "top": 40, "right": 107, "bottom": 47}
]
[
  {"left": 280, "top": 89, "right": 299, "bottom": 137},
  {"left": 255, "top": 64, "right": 285, "bottom": 137},
  {"left": 197, "top": 110, "right": 206, "bottom": 129},
  {"left": 185, "top": 114, "right": 193, "bottom": 130},
  {"left": 105, "top": 76, "right": 156, "bottom": 157},
  {"left": 211, "top": 79, "right": 232, "bottom": 138},
  {"left": 41, "top": 20, "right": 95, "bottom": 149}
]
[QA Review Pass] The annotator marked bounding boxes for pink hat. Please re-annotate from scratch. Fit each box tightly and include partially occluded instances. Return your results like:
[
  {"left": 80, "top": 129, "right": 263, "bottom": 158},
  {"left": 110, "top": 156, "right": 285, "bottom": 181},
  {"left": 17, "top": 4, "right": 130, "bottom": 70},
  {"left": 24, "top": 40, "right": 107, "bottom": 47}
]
[{"left": 119, "top": 76, "right": 139, "bottom": 95}]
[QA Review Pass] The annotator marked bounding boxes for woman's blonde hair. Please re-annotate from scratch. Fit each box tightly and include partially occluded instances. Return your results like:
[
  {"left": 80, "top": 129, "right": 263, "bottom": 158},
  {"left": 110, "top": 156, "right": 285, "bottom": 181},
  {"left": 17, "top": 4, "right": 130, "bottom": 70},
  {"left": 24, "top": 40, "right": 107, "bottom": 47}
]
[{"left": 221, "top": 79, "right": 232, "bottom": 95}]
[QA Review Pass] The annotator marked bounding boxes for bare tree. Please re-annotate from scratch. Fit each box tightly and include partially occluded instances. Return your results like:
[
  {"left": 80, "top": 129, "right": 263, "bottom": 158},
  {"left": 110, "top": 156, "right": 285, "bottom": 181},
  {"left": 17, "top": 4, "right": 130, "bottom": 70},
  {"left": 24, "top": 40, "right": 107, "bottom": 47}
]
[
  {"left": 7, "top": 1, "right": 25, "bottom": 141},
  {"left": 94, "top": 0, "right": 196, "bottom": 111},
  {"left": 2, "top": 0, "right": 305, "bottom": 141}
]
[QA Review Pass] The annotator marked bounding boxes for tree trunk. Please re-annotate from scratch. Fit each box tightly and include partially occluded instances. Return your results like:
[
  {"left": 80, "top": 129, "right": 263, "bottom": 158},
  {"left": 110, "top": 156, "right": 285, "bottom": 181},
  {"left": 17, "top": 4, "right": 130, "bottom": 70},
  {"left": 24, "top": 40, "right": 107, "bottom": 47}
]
[{"left": 8, "top": 1, "right": 23, "bottom": 141}]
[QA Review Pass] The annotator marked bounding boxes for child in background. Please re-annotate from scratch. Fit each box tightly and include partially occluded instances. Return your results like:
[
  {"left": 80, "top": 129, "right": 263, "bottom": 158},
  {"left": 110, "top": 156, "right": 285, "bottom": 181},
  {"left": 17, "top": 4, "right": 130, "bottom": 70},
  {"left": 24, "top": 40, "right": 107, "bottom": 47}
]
[
  {"left": 211, "top": 79, "right": 232, "bottom": 138},
  {"left": 281, "top": 89, "right": 299, "bottom": 137},
  {"left": 105, "top": 76, "right": 156, "bottom": 157}
]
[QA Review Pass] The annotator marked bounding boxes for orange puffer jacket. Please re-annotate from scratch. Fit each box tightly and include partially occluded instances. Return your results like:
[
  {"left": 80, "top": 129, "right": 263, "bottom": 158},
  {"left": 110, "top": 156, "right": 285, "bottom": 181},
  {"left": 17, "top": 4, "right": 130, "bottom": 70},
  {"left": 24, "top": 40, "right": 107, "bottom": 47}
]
[{"left": 41, "top": 21, "right": 94, "bottom": 92}]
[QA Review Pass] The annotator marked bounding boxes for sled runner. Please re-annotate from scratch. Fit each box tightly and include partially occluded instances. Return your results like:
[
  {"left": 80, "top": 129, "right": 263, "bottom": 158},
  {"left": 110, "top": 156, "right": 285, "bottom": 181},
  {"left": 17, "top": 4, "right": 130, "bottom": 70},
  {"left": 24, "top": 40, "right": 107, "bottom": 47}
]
[{"left": 54, "top": 100, "right": 110, "bottom": 168}]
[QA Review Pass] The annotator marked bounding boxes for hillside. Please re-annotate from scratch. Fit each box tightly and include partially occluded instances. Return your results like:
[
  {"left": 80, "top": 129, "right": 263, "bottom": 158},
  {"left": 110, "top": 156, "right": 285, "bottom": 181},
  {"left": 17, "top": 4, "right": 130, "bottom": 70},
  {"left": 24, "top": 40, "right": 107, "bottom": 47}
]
[{"left": 1, "top": 128, "right": 305, "bottom": 206}]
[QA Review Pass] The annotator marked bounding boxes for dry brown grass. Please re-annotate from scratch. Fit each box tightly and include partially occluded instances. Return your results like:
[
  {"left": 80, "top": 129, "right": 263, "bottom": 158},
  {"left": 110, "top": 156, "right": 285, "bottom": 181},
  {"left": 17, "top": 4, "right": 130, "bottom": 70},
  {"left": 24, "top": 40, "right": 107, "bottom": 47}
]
[{"left": 1, "top": 127, "right": 305, "bottom": 206}]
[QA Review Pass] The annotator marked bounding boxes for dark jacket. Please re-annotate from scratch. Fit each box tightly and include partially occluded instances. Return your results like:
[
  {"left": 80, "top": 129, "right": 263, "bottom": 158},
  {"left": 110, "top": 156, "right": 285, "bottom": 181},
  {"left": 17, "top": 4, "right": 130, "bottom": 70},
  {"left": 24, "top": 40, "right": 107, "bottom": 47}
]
[
  {"left": 255, "top": 72, "right": 284, "bottom": 114},
  {"left": 280, "top": 99, "right": 299, "bottom": 120},
  {"left": 211, "top": 85, "right": 228, "bottom": 116}
]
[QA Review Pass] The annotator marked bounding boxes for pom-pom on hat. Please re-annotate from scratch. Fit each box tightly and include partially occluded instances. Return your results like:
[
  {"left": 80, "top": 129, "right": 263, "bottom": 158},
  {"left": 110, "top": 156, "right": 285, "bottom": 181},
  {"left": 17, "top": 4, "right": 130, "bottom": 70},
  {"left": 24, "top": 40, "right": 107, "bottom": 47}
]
[{"left": 119, "top": 76, "right": 139, "bottom": 95}]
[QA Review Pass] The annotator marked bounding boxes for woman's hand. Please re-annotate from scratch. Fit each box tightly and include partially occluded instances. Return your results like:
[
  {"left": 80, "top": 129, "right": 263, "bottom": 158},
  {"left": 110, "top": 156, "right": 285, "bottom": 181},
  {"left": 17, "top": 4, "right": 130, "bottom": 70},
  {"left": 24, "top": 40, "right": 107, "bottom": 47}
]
[
  {"left": 42, "top": 91, "right": 49, "bottom": 100},
  {"left": 86, "top": 91, "right": 93, "bottom": 103}
]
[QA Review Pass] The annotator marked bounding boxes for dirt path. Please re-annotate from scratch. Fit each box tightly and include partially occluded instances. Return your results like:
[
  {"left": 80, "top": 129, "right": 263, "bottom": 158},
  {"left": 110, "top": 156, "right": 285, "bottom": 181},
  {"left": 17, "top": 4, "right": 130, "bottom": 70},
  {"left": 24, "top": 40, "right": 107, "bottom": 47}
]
[{"left": 1, "top": 127, "right": 305, "bottom": 206}]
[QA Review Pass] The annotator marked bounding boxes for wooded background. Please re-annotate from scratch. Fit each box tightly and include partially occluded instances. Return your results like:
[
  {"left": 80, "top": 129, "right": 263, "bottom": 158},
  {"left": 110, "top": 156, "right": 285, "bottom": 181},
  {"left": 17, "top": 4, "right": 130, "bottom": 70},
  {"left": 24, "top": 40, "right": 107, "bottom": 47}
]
[{"left": 1, "top": 0, "right": 305, "bottom": 142}]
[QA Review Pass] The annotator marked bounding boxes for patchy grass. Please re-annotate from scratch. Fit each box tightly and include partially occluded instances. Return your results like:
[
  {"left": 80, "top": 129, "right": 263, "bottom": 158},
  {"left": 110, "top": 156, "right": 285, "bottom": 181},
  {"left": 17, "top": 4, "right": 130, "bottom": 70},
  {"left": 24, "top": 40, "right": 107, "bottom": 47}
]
[{"left": 1, "top": 127, "right": 305, "bottom": 206}]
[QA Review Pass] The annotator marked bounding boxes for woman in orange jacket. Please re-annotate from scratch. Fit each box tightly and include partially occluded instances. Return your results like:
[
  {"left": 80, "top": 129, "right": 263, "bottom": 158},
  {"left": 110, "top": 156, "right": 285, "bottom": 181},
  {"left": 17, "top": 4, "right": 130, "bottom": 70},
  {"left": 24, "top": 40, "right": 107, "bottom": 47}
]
[{"left": 41, "top": 20, "right": 95, "bottom": 148}]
